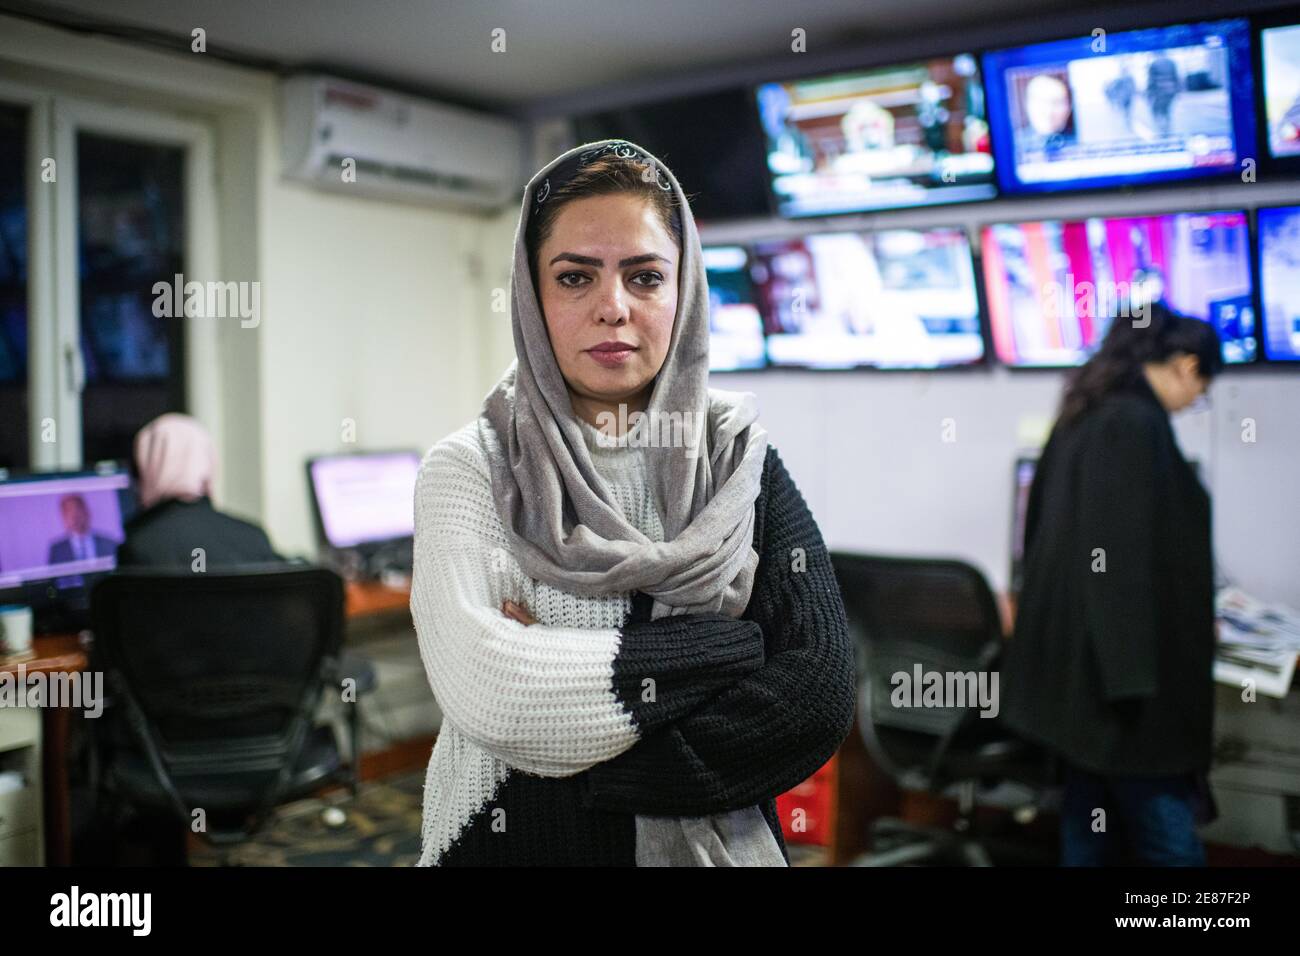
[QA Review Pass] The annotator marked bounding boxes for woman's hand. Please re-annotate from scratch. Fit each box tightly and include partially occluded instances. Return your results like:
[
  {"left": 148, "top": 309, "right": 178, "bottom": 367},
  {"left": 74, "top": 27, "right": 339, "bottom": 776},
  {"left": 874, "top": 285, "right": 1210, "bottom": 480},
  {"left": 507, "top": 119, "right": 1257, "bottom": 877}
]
[{"left": 502, "top": 599, "right": 537, "bottom": 626}]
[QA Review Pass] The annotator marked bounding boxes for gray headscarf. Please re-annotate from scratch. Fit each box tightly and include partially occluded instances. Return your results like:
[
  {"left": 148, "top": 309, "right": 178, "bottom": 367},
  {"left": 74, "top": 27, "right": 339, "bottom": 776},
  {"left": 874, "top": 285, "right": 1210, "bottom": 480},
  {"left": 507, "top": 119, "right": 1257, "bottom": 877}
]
[
  {"left": 478, "top": 139, "right": 769, "bottom": 621},
  {"left": 477, "top": 139, "right": 784, "bottom": 866}
]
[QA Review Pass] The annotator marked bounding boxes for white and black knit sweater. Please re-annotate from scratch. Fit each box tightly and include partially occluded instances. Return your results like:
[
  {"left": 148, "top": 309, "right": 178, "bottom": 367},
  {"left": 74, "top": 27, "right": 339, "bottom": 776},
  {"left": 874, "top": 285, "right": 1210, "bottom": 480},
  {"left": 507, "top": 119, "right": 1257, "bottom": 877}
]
[{"left": 410, "top": 418, "right": 855, "bottom": 866}]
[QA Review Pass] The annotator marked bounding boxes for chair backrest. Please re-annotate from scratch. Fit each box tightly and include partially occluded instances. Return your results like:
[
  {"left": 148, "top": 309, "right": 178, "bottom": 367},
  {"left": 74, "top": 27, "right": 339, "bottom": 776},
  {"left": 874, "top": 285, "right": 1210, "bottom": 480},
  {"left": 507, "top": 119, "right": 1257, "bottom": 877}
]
[
  {"left": 831, "top": 553, "right": 1003, "bottom": 779},
  {"left": 90, "top": 565, "right": 343, "bottom": 812}
]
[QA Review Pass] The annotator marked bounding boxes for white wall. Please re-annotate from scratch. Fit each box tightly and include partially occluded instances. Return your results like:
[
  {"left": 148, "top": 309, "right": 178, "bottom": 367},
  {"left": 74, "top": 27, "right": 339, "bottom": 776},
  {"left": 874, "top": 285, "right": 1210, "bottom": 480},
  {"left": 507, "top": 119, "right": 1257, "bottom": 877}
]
[
  {"left": 713, "top": 369, "right": 1300, "bottom": 607},
  {"left": 476, "top": 206, "right": 523, "bottom": 394},
  {"left": 256, "top": 174, "right": 490, "bottom": 555}
]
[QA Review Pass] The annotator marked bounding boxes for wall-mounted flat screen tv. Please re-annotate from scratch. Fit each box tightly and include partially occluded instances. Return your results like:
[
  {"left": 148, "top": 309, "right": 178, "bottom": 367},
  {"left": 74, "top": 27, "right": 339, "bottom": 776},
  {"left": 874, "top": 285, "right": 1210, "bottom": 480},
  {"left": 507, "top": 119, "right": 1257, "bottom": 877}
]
[
  {"left": 983, "top": 18, "right": 1256, "bottom": 194},
  {"left": 756, "top": 54, "right": 996, "bottom": 217},
  {"left": 1257, "top": 205, "right": 1300, "bottom": 362},
  {"left": 1260, "top": 20, "right": 1300, "bottom": 164},
  {"left": 751, "top": 227, "right": 984, "bottom": 369},
  {"left": 702, "top": 245, "right": 767, "bottom": 371},
  {"left": 981, "top": 209, "right": 1255, "bottom": 367}
]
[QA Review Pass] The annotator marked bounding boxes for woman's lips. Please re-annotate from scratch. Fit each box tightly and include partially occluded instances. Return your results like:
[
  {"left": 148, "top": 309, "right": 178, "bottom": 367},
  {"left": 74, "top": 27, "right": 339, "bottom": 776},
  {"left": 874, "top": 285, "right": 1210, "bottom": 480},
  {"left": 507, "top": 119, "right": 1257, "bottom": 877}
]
[{"left": 586, "top": 341, "right": 637, "bottom": 368}]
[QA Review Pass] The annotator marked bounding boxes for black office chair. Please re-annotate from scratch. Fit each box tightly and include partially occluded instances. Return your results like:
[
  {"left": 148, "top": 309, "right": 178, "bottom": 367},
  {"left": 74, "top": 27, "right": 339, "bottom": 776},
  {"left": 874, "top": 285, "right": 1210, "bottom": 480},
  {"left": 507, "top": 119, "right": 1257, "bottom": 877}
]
[
  {"left": 831, "top": 553, "right": 1049, "bottom": 866},
  {"left": 89, "top": 566, "right": 358, "bottom": 852}
]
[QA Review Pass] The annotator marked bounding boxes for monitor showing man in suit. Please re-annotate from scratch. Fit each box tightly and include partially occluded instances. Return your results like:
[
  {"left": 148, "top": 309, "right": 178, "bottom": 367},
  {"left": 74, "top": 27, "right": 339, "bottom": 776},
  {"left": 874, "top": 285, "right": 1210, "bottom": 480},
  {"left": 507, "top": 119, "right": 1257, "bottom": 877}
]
[{"left": 48, "top": 493, "right": 120, "bottom": 564}]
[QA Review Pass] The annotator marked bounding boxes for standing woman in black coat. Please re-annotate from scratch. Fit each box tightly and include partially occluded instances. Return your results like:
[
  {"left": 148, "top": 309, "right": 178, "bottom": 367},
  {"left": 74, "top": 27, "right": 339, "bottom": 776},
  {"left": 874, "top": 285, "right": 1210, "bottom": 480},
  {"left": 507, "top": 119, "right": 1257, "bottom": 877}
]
[{"left": 1001, "top": 303, "right": 1223, "bottom": 866}]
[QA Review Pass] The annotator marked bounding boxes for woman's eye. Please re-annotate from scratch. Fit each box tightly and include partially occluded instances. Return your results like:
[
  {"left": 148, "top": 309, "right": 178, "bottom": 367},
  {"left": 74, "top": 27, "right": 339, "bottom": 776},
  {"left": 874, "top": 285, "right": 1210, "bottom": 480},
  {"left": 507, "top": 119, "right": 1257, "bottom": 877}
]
[{"left": 555, "top": 270, "right": 663, "bottom": 289}]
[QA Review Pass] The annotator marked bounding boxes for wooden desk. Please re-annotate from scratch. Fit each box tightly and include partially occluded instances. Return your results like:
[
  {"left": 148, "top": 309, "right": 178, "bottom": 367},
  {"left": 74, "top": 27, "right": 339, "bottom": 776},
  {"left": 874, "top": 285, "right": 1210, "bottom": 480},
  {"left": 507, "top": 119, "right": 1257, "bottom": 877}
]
[
  {"left": 0, "top": 634, "right": 89, "bottom": 867},
  {"left": 344, "top": 579, "right": 411, "bottom": 620}
]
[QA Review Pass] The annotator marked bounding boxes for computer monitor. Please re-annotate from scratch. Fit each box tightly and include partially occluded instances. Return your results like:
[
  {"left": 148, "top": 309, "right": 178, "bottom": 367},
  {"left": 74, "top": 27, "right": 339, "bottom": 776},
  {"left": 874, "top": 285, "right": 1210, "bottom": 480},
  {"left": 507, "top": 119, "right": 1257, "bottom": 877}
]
[
  {"left": 1260, "top": 19, "right": 1300, "bottom": 165},
  {"left": 755, "top": 52, "right": 996, "bottom": 217},
  {"left": 0, "top": 465, "right": 133, "bottom": 630},
  {"left": 703, "top": 245, "right": 767, "bottom": 372},
  {"left": 752, "top": 226, "right": 985, "bottom": 369},
  {"left": 983, "top": 18, "right": 1256, "bottom": 194},
  {"left": 981, "top": 209, "right": 1255, "bottom": 368},
  {"left": 1257, "top": 205, "right": 1300, "bottom": 362},
  {"left": 306, "top": 450, "right": 421, "bottom": 552},
  {"left": 1009, "top": 456, "right": 1037, "bottom": 595}
]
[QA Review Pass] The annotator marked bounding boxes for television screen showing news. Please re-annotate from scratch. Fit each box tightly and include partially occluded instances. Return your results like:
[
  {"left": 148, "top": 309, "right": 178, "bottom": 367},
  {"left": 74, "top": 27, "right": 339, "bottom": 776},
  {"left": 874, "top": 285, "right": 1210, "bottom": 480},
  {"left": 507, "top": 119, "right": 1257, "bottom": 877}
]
[
  {"left": 703, "top": 245, "right": 767, "bottom": 371},
  {"left": 756, "top": 54, "right": 996, "bottom": 217},
  {"left": 983, "top": 18, "right": 1255, "bottom": 193},
  {"left": 1257, "top": 205, "right": 1300, "bottom": 362},
  {"left": 0, "top": 471, "right": 130, "bottom": 589},
  {"left": 751, "top": 227, "right": 984, "bottom": 369},
  {"left": 981, "top": 210, "right": 1255, "bottom": 367},
  {"left": 1262, "top": 22, "right": 1300, "bottom": 159}
]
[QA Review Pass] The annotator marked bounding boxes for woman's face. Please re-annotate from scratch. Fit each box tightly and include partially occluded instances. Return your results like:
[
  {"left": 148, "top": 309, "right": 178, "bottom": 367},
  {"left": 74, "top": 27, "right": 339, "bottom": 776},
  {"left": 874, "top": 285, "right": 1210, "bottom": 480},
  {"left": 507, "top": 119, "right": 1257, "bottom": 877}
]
[
  {"left": 1164, "top": 353, "right": 1211, "bottom": 412},
  {"left": 535, "top": 193, "right": 678, "bottom": 416}
]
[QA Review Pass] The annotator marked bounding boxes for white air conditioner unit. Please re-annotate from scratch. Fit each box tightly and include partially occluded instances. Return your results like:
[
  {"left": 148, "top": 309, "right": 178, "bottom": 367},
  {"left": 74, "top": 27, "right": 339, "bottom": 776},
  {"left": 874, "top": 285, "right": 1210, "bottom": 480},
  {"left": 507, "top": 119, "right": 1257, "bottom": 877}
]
[{"left": 280, "top": 74, "right": 525, "bottom": 212}]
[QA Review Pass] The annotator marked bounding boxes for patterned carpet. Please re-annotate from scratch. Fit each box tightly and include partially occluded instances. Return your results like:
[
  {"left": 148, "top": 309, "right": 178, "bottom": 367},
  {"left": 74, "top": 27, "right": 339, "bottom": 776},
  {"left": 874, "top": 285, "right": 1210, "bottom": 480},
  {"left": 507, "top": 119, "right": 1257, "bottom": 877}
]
[
  {"left": 186, "top": 770, "right": 831, "bottom": 866},
  {"left": 188, "top": 772, "right": 424, "bottom": 867},
  {"left": 788, "top": 843, "right": 830, "bottom": 866}
]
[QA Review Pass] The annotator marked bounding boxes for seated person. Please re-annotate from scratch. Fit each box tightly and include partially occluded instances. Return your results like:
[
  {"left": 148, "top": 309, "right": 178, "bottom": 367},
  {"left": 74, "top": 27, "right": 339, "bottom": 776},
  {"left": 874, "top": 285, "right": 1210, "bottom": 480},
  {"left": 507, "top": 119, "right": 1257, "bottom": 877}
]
[{"left": 117, "top": 413, "right": 283, "bottom": 569}]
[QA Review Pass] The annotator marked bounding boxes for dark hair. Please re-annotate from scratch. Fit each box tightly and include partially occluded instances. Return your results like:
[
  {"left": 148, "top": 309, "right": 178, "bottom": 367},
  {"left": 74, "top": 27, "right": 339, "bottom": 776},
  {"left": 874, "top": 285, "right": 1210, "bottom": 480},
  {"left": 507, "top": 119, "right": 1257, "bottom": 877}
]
[
  {"left": 1058, "top": 301, "right": 1224, "bottom": 425},
  {"left": 525, "top": 155, "right": 686, "bottom": 289}
]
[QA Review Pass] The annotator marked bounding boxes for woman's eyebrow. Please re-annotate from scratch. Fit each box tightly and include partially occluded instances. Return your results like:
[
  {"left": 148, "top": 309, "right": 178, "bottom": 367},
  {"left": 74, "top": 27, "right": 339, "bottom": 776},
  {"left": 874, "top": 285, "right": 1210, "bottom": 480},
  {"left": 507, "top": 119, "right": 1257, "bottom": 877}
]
[{"left": 548, "top": 252, "right": 671, "bottom": 268}]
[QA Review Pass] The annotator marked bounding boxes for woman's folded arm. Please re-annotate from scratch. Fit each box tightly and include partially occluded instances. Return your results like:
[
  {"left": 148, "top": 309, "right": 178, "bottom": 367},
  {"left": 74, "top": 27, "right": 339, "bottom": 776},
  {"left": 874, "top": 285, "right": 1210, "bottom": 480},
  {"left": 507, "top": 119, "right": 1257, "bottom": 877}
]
[
  {"left": 578, "top": 448, "right": 857, "bottom": 815},
  {"left": 608, "top": 597, "right": 770, "bottom": 738}
]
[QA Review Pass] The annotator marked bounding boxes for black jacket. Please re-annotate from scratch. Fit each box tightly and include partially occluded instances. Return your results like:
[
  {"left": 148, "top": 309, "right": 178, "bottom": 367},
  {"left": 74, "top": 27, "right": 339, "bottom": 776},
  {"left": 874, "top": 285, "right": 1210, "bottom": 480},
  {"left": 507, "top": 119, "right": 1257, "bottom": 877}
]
[
  {"left": 49, "top": 533, "right": 119, "bottom": 564},
  {"left": 1000, "top": 373, "right": 1215, "bottom": 777},
  {"left": 115, "top": 497, "right": 282, "bottom": 570}
]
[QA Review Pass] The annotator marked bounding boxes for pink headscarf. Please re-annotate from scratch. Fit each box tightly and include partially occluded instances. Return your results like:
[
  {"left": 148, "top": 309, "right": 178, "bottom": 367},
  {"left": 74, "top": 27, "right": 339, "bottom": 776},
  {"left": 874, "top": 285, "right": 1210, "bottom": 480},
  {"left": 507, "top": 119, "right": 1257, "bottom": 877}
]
[{"left": 133, "top": 413, "right": 216, "bottom": 510}]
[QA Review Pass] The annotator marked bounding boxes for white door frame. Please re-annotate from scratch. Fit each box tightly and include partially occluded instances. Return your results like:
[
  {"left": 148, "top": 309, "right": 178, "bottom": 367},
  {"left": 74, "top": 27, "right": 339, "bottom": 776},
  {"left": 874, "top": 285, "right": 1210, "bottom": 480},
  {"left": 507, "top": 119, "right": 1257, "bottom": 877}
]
[
  {"left": 0, "top": 80, "right": 54, "bottom": 470},
  {"left": 2, "top": 90, "right": 218, "bottom": 470}
]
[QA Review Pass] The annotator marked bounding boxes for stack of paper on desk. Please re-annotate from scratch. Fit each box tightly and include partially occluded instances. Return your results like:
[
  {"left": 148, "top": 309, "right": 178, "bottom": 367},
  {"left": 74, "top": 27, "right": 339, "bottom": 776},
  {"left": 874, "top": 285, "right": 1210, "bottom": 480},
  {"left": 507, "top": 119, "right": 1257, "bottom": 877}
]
[{"left": 1214, "top": 587, "right": 1300, "bottom": 699}]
